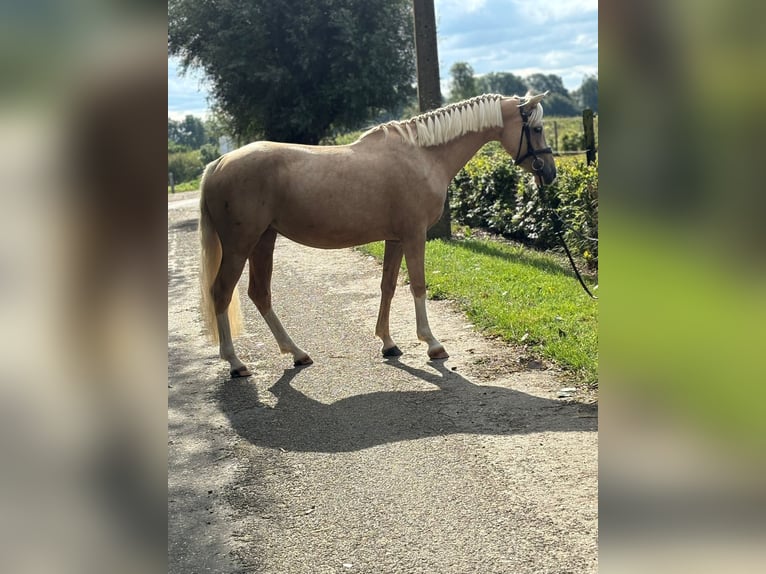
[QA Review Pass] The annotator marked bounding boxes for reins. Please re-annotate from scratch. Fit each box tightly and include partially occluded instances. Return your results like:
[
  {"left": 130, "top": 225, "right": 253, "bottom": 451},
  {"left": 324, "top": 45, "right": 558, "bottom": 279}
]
[
  {"left": 516, "top": 106, "right": 598, "bottom": 300},
  {"left": 544, "top": 200, "right": 599, "bottom": 300}
]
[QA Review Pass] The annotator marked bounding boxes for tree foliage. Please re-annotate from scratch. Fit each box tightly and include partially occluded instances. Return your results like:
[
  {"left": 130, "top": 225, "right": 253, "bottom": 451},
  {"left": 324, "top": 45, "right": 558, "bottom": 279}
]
[
  {"left": 169, "top": 0, "right": 416, "bottom": 144},
  {"left": 536, "top": 92, "right": 579, "bottom": 116},
  {"left": 448, "top": 62, "right": 479, "bottom": 101},
  {"left": 446, "top": 63, "right": 588, "bottom": 115},
  {"left": 574, "top": 75, "right": 598, "bottom": 113},
  {"left": 523, "top": 73, "right": 568, "bottom": 96},
  {"left": 476, "top": 72, "right": 526, "bottom": 97},
  {"left": 168, "top": 115, "right": 207, "bottom": 149}
]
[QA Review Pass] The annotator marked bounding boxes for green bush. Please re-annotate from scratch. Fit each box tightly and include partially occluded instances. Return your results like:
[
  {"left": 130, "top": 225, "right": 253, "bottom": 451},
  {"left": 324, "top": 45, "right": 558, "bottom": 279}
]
[
  {"left": 554, "top": 160, "right": 598, "bottom": 269},
  {"left": 168, "top": 150, "right": 204, "bottom": 184},
  {"left": 561, "top": 132, "right": 585, "bottom": 151},
  {"left": 449, "top": 144, "right": 598, "bottom": 269},
  {"left": 199, "top": 143, "right": 220, "bottom": 165},
  {"left": 515, "top": 160, "right": 599, "bottom": 269},
  {"left": 450, "top": 143, "right": 522, "bottom": 234}
]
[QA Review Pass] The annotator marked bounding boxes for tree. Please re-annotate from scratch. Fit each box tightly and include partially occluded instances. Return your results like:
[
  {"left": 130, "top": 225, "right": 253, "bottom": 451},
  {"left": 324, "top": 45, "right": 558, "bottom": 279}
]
[
  {"left": 574, "top": 75, "right": 598, "bottom": 113},
  {"left": 523, "top": 73, "right": 579, "bottom": 116},
  {"left": 539, "top": 92, "right": 580, "bottom": 116},
  {"left": 448, "top": 62, "right": 478, "bottom": 102},
  {"left": 523, "top": 73, "right": 568, "bottom": 96},
  {"left": 168, "top": 115, "right": 207, "bottom": 149},
  {"left": 477, "top": 72, "right": 526, "bottom": 96},
  {"left": 169, "top": 0, "right": 416, "bottom": 144}
]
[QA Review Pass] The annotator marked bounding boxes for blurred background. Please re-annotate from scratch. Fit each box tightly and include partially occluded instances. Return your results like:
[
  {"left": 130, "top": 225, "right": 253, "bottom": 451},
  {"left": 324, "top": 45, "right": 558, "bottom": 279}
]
[
  {"left": 600, "top": 0, "right": 766, "bottom": 571},
  {"left": 0, "top": 0, "right": 764, "bottom": 572},
  {"left": 0, "top": 1, "right": 166, "bottom": 573}
]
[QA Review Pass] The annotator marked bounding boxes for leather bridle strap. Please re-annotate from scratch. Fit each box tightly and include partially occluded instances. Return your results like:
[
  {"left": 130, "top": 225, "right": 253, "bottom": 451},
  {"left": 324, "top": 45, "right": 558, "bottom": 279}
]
[{"left": 515, "top": 108, "right": 553, "bottom": 172}]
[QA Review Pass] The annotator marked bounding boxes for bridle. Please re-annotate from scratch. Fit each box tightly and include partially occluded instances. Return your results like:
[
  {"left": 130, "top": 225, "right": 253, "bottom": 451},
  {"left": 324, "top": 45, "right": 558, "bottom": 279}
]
[
  {"left": 515, "top": 107, "right": 553, "bottom": 174},
  {"left": 515, "top": 105, "right": 598, "bottom": 299}
]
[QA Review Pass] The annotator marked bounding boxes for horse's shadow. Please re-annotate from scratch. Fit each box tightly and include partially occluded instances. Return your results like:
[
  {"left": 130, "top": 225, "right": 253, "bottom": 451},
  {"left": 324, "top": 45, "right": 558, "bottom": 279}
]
[{"left": 217, "top": 359, "right": 596, "bottom": 453}]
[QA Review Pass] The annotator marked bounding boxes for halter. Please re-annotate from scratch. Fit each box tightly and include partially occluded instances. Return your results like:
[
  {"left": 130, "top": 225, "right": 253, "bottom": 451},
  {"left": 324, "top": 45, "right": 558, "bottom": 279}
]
[{"left": 515, "top": 107, "right": 553, "bottom": 173}]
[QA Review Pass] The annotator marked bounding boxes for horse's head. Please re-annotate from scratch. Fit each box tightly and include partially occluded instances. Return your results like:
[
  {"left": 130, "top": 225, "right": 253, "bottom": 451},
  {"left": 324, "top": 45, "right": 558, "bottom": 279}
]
[{"left": 500, "top": 92, "right": 557, "bottom": 186}]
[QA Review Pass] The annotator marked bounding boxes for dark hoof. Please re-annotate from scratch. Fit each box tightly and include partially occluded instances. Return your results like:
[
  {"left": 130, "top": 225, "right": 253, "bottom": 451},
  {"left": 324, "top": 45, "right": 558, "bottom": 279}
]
[
  {"left": 382, "top": 345, "right": 403, "bottom": 357},
  {"left": 427, "top": 347, "right": 450, "bottom": 360},
  {"left": 294, "top": 355, "right": 314, "bottom": 367},
  {"left": 229, "top": 366, "right": 252, "bottom": 378}
]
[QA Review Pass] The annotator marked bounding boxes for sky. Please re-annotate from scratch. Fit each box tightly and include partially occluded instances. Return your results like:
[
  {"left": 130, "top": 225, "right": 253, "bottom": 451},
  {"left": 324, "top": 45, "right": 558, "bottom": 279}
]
[{"left": 168, "top": 0, "right": 597, "bottom": 120}]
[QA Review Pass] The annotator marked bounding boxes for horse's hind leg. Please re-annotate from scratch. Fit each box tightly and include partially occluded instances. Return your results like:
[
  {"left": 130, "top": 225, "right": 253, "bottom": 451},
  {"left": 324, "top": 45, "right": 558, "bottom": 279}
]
[
  {"left": 375, "top": 240, "right": 404, "bottom": 357},
  {"left": 213, "top": 252, "right": 251, "bottom": 377},
  {"left": 402, "top": 237, "right": 449, "bottom": 360},
  {"left": 248, "top": 229, "right": 313, "bottom": 367}
]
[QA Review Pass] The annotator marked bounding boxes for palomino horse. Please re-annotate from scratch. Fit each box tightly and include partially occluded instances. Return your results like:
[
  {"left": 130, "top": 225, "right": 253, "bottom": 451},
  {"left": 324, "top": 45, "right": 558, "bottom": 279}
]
[{"left": 200, "top": 92, "right": 556, "bottom": 377}]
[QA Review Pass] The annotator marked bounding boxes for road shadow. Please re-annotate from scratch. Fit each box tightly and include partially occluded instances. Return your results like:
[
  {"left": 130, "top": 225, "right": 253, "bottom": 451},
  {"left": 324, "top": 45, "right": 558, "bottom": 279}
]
[{"left": 216, "top": 358, "right": 596, "bottom": 453}]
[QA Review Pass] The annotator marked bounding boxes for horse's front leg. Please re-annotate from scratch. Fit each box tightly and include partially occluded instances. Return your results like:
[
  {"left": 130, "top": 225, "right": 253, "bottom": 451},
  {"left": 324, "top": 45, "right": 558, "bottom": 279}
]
[
  {"left": 375, "top": 240, "right": 404, "bottom": 357},
  {"left": 402, "top": 238, "right": 449, "bottom": 360}
]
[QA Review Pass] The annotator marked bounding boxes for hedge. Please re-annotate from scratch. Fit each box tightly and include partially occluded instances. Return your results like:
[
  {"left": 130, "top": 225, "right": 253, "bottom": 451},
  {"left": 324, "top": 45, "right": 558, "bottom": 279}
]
[{"left": 449, "top": 143, "right": 598, "bottom": 269}]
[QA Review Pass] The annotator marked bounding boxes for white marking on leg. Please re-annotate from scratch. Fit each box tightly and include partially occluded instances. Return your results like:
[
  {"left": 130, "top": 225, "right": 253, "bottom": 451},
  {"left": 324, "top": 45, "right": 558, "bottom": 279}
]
[
  {"left": 413, "top": 294, "right": 435, "bottom": 342},
  {"left": 261, "top": 309, "right": 311, "bottom": 363},
  {"left": 412, "top": 294, "right": 448, "bottom": 358}
]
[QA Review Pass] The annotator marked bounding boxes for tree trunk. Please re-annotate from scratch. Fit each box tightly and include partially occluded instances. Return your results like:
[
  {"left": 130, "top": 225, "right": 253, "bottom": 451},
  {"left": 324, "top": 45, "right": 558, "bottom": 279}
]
[{"left": 413, "top": 0, "right": 450, "bottom": 241}]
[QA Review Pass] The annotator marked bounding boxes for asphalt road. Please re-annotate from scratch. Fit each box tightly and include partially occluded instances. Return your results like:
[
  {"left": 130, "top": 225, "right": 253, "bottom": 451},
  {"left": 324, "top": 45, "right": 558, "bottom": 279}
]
[{"left": 168, "top": 191, "right": 597, "bottom": 573}]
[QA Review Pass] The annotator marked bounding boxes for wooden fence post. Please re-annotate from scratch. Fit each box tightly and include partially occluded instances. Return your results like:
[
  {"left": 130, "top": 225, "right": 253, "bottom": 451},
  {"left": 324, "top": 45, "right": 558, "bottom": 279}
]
[
  {"left": 169, "top": 171, "right": 175, "bottom": 194},
  {"left": 553, "top": 120, "right": 559, "bottom": 152},
  {"left": 583, "top": 108, "right": 596, "bottom": 164}
]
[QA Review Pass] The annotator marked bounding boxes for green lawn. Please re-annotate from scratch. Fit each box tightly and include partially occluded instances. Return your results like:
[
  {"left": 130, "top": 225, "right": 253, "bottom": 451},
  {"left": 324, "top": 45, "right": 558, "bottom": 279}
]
[
  {"left": 168, "top": 177, "right": 201, "bottom": 193},
  {"left": 359, "top": 237, "right": 598, "bottom": 385}
]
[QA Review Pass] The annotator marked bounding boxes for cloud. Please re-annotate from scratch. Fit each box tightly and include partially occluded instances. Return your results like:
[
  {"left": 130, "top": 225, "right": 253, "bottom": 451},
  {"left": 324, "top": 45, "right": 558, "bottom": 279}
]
[
  {"left": 434, "top": 0, "right": 597, "bottom": 91},
  {"left": 167, "top": 58, "right": 210, "bottom": 117},
  {"left": 510, "top": 0, "right": 597, "bottom": 24},
  {"left": 437, "top": 0, "right": 487, "bottom": 14}
]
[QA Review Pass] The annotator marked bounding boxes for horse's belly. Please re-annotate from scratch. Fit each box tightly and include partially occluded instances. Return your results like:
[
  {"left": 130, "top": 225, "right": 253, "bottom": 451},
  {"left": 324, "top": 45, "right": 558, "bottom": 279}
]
[{"left": 274, "top": 216, "right": 386, "bottom": 249}]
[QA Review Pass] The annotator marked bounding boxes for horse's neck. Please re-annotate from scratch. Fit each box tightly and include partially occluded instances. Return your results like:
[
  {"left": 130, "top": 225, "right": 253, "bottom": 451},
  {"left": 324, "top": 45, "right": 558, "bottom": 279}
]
[{"left": 427, "top": 127, "right": 501, "bottom": 183}]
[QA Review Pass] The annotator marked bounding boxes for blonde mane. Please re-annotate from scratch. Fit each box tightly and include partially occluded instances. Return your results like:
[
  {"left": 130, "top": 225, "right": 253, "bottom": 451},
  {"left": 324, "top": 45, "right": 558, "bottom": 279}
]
[{"left": 361, "top": 94, "right": 506, "bottom": 148}]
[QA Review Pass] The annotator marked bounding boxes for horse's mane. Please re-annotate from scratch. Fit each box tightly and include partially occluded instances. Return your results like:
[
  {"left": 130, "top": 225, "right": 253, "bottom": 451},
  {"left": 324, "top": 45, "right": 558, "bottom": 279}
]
[{"left": 359, "top": 93, "right": 543, "bottom": 148}]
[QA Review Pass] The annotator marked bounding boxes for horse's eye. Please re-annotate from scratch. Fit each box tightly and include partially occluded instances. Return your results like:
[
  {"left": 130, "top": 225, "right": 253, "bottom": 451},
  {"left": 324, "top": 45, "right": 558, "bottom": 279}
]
[{"left": 533, "top": 126, "right": 543, "bottom": 134}]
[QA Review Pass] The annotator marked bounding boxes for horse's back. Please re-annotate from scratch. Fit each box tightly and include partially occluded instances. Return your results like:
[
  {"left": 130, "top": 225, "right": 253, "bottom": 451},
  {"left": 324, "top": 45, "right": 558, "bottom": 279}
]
[{"left": 204, "top": 138, "right": 442, "bottom": 249}]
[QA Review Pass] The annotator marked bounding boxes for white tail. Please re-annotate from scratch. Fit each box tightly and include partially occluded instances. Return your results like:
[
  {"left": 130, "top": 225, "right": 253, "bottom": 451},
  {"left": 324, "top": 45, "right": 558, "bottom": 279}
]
[{"left": 199, "top": 160, "right": 243, "bottom": 343}]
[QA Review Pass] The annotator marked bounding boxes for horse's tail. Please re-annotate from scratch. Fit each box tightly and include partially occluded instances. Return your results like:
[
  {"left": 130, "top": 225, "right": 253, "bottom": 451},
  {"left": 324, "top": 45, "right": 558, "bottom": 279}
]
[{"left": 199, "top": 158, "right": 243, "bottom": 343}]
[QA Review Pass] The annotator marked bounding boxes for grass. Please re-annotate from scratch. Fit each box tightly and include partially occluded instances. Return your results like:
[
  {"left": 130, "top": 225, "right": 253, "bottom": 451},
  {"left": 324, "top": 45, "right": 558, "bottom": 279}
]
[
  {"left": 168, "top": 177, "right": 201, "bottom": 193},
  {"left": 359, "top": 236, "right": 598, "bottom": 385}
]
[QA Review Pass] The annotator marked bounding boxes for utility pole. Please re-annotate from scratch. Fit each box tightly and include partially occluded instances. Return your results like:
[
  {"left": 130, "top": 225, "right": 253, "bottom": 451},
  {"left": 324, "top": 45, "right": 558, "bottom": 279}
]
[{"left": 413, "top": 0, "right": 450, "bottom": 240}]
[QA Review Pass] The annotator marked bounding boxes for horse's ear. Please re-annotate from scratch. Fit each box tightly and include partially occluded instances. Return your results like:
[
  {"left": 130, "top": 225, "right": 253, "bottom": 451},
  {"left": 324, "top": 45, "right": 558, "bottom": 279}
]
[{"left": 518, "top": 90, "right": 548, "bottom": 109}]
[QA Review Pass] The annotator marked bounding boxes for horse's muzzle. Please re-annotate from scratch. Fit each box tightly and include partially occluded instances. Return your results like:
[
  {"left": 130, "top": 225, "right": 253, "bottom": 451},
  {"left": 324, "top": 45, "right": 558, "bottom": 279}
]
[{"left": 540, "top": 163, "right": 557, "bottom": 186}]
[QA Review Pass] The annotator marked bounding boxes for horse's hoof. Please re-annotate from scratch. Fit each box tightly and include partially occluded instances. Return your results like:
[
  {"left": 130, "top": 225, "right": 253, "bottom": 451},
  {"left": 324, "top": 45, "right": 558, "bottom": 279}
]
[
  {"left": 427, "top": 346, "right": 450, "bottom": 360},
  {"left": 230, "top": 366, "right": 252, "bottom": 378},
  {"left": 382, "top": 345, "right": 403, "bottom": 357},
  {"left": 294, "top": 355, "right": 313, "bottom": 367}
]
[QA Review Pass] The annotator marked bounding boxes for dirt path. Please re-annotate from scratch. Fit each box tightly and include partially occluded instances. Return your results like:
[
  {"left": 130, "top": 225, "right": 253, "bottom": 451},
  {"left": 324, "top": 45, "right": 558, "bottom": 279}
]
[{"left": 168, "top": 191, "right": 597, "bottom": 573}]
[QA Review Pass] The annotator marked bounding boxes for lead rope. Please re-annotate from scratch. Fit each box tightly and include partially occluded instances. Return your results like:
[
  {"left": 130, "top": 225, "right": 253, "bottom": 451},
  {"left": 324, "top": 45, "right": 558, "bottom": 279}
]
[{"left": 537, "top": 183, "right": 598, "bottom": 300}]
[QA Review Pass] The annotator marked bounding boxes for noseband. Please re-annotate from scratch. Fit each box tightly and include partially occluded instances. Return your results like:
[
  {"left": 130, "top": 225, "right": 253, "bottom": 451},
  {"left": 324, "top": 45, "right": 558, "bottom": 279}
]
[{"left": 515, "top": 108, "right": 553, "bottom": 173}]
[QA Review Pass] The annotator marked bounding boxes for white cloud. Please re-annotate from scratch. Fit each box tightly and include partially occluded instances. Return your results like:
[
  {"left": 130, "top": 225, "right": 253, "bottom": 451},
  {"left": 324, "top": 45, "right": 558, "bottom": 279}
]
[
  {"left": 168, "top": 57, "right": 211, "bottom": 117},
  {"left": 436, "top": 0, "right": 487, "bottom": 14},
  {"left": 511, "top": 0, "right": 597, "bottom": 24},
  {"left": 574, "top": 33, "right": 598, "bottom": 49}
]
